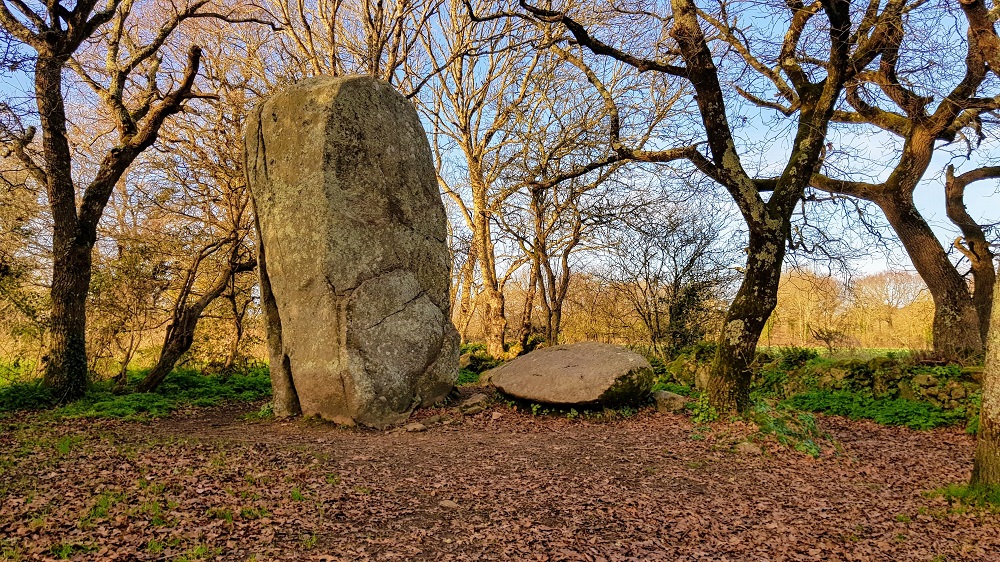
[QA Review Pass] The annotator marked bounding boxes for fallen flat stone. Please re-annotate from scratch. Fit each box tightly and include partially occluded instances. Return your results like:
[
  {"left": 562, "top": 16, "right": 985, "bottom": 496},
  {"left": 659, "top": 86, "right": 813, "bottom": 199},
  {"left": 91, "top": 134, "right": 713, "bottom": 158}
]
[
  {"left": 487, "top": 342, "right": 654, "bottom": 406},
  {"left": 404, "top": 422, "right": 427, "bottom": 433}
]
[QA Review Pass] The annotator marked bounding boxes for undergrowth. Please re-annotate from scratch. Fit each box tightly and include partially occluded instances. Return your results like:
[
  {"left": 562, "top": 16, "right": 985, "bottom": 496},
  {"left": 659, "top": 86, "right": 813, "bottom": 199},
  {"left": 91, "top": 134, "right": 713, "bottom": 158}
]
[
  {"left": 751, "top": 402, "right": 829, "bottom": 458},
  {"left": 457, "top": 369, "right": 480, "bottom": 386},
  {"left": 0, "top": 367, "right": 272, "bottom": 420},
  {"left": 784, "top": 390, "right": 965, "bottom": 430}
]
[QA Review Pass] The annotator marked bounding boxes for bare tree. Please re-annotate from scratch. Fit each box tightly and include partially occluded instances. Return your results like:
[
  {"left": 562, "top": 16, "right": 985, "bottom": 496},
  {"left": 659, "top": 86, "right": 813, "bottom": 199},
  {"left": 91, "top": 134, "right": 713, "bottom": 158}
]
[
  {"left": 251, "top": 0, "right": 439, "bottom": 92},
  {"left": 133, "top": 22, "right": 261, "bottom": 392},
  {"left": 420, "top": 3, "right": 546, "bottom": 357},
  {"left": 0, "top": 0, "right": 219, "bottom": 400},
  {"left": 596, "top": 195, "right": 736, "bottom": 356},
  {"left": 506, "top": 0, "right": 863, "bottom": 412},
  {"left": 801, "top": 0, "right": 1000, "bottom": 354}
]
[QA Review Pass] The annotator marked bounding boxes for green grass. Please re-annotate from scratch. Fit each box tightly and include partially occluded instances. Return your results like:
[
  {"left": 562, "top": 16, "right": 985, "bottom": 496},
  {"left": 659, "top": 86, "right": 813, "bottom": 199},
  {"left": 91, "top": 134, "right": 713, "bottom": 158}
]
[
  {"left": 0, "top": 366, "right": 272, "bottom": 420},
  {"left": 650, "top": 380, "right": 694, "bottom": 396},
  {"left": 0, "top": 380, "right": 56, "bottom": 412},
  {"left": 752, "top": 402, "right": 827, "bottom": 457},
  {"left": 784, "top": 390, "right": 966, "bottom": 430},
  {"left": 928, "top": 483, "right": 1000, "bottom": 510},
  {"left": 457, "top": 368, "right": 480, "bottom": 385}
]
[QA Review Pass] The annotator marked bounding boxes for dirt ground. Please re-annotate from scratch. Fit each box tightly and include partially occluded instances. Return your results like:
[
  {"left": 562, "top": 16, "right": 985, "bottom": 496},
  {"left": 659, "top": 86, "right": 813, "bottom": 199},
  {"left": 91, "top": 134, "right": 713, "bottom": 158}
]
[{"left": 1, "top": 397, "right": 998, "bottom": 561}]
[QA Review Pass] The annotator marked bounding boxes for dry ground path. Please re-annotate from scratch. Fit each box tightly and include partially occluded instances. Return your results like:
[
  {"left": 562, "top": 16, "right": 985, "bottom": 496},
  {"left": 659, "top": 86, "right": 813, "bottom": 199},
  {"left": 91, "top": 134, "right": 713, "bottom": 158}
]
[{"left": 1, "top": 397, "right": 997, "bottom": 561}]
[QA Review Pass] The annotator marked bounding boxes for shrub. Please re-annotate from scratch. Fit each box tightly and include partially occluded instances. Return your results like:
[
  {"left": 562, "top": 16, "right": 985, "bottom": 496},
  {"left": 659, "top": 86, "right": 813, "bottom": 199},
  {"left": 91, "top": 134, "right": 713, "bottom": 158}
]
[
  {"left": 779, "top": 347, "right": 820, "bottom": 370},
  {"left": 966, "top": 391, "right": 983, "bottom": 435},
  {"left": 681, "top": 341, "right": 718, "bottom": 362},
  {"left": 690, "top": 392, "right": 718, "bottom": 424},
  {"left": 751, "top": 367, "right": 788, "bottom": 400},
  {"left": 647, "top": 356, "right": 669, "bottom": 379},
  {"left": 929, "top": 483, "right": 1000, "bottom": 509},
  {"left": 2, "top": 367, "right": 273, "bottom": 419},
  {"left": 461, "top": 348, "right": 503, "bottom": 374}
]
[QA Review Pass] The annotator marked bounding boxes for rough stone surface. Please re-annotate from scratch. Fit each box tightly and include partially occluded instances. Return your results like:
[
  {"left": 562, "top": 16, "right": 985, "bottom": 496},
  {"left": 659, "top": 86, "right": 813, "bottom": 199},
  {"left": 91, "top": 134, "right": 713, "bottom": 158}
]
[
  {"left": 246, "top": 75, "right": 458, "bottom": 428},
  {"left": 654, "top": 391, "right": 687, "bottom": 413},
  {"left": 487, "top": 342, "right": 654, "bottom": 406}
]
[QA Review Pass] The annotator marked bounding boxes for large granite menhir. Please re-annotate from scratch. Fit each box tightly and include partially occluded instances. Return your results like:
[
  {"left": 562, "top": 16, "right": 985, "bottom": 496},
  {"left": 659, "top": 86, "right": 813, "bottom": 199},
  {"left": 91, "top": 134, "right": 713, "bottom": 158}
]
[{"left": 245, "top": 75, "right": 459, "bottom": 428}]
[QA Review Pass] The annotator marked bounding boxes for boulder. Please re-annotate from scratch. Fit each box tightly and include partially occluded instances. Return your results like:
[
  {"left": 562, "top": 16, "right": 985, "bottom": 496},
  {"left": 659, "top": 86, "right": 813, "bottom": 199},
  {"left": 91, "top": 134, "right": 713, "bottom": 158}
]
[
  {"left": 487, "top": 342, "right": 654, "bottom": 406},
  {"left": 246, "top": 75, "right": 459, "bottom": 428},
  {"left": 654, "top": 390, "right": 687, "bottom": 413}
]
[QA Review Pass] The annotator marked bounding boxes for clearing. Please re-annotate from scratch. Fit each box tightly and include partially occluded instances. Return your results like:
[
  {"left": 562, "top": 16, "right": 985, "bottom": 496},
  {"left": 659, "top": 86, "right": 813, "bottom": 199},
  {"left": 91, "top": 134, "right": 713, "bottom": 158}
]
[{"left": 1, "top": 398, "right": 997, "bottom": 561}]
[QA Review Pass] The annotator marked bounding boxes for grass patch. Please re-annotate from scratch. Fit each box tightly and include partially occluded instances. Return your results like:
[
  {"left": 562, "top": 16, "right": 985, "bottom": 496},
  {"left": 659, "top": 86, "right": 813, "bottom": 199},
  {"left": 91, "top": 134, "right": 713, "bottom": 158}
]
[
  {"left": 0, "top": 380, "right": 55, "bottom": 412},
  {"left": 0, "top": 366, "right": 272, "bottom": 420},
  {"left": 650, "top": 380, "right": 694, "bottom": 396},
  {"left": 457, "top": 369, "right": 480, "bottom": 385},
  {"left": 784, "top": 390, "right": 965, "bottom": 430},
  {"left": 48, "top": 542, "right": 95, "bottom": 559},
  {"left": 927, "top": 483, "right": 1000, "bottom": 511},
  {"left": 751, "top": 402, "right": 830, "bottom": 457}
]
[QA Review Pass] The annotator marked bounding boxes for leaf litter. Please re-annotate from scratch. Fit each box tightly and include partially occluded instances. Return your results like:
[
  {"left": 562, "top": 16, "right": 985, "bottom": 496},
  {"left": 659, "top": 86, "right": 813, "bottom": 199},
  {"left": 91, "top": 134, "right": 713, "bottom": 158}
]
[{"left": 0, "top": 401, "right": 997, "bottom": 561}]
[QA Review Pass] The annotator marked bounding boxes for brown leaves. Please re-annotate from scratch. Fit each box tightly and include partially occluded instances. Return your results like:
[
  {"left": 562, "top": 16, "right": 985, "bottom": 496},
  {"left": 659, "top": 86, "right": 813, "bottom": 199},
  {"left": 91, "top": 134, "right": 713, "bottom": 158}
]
[{"left": 1, "top": 406, "right": 998, "bottom": 560}]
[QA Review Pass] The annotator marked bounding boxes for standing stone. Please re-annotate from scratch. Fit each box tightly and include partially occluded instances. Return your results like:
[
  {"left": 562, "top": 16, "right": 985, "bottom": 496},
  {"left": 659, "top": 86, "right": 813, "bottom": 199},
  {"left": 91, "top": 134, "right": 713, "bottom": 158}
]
[{"left": 245, "top": 75, "right": 459, "bottom": 428}]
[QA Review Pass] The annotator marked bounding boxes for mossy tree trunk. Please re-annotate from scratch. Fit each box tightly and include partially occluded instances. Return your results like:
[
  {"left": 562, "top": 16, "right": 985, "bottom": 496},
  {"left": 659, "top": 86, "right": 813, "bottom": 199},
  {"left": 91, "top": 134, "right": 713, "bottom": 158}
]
[
  {"left": 971, "top": 270, "right": 1000, "bottom": 487},
  {"left": 708, "top": 225, "right": 786, "bottom": 412},
  {"left": 876, "top": 190, "right": 984, "bottom": 355}
]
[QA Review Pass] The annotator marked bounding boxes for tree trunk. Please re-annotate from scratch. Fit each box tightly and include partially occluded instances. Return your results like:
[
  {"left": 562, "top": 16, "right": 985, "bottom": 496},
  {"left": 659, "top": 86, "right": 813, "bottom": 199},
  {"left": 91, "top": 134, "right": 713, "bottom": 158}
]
[
  {"left": 37, "top": 53, "right": 91, "bottom": 402},
  {"left": 480, "top": 287, "right": 507, "bottom": 358},
  {"left": 137, "top": 305, "right": 204, "bottom": 393},
  {"left": 470, "top": 171, "right": 506, "bottom": 357},
  {"left": 455, "top": 254, "right": 476, "bottom": 344},
  {"left": 708, "top": 226, "right": 785, "bottom": 413},
  {"left": 222, "top": 290, "right": 248, "bottom": 371},
  {"left": 516, "top": 261, "right": 539, "bottom": 351},
  {"left": 137, "top": 257, "right": 254, "bottom": 392},
  {"left": 945, "top": 166, "right": 996, "bottom": 345},
  {"left": 877, "top": 192, "right": 983, "bottom": 355},
  {"left": 972, "top": 258, "right": 996, "bottom": 346},
  {"left": 971, "top": 271, "right": 1000, "bottom": 487},
  {"left": 44, "top": 240, "right": 93, "bottom": 401}
]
